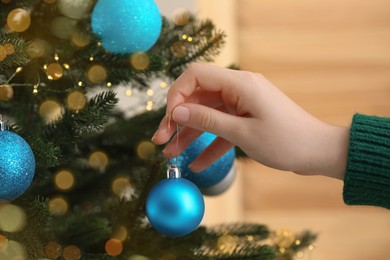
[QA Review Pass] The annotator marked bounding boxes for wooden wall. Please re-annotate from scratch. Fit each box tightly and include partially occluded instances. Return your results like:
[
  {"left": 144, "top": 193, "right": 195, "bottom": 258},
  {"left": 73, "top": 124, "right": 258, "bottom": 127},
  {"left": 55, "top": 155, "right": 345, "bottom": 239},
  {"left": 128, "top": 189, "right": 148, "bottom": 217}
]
[{"left": 236, "top": 0, "right": 390, "bottom": 259}]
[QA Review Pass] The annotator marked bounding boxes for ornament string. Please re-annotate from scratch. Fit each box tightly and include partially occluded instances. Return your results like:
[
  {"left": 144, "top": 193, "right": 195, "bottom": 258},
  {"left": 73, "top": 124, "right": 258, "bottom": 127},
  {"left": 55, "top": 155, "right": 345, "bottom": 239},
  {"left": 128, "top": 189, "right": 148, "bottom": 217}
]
[{"left": 167, "top": 113, "right": 180, "bottom": 166}]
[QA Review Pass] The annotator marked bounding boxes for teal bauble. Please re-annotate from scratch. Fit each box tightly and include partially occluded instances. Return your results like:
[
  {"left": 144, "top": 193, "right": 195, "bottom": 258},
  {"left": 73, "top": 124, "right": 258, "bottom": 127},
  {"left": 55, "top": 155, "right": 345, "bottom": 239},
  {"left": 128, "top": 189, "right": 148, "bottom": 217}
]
[
  {"left": 0, "top": 129, "right": 35, "bottom": 201},
  {"left": 146, "top": 164, "right": 204, "bottom": 237},
  {"left": 91, "top": 0, "right": 162, "bottom": 54},
  {"left": 177, "top": 132, "right": 236, "bottom": 196}
]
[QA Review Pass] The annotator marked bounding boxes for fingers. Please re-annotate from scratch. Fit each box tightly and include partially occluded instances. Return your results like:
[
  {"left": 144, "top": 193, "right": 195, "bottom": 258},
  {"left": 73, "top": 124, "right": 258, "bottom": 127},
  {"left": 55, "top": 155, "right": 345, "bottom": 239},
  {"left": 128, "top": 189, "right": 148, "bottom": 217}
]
[
  {"left": 162, "top": 126, "right": 202, "bottom": 158},
  {"left": 166, "top": 63, "right": 241, "bottom": 115},
  {"left": 171, "top": 103, "right": 243, "bottom": 144},
  {"left": 151, "top": 114, "right": 177, "bottom": 145}
]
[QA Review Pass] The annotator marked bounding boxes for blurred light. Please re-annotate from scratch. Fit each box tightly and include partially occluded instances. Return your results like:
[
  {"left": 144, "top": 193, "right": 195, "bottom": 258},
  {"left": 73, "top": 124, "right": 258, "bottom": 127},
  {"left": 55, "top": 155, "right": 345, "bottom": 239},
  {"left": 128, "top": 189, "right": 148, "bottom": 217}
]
[
  {"left": 0, "top": 204, "right": 26, "bottom": 232},
  {"left": 46, "top": 63, "right": 63, "bottom": 80},
  {"left": 188, "top": 37, "right": 193, "bottom": 42},
  {"left": 130, "top": 52, "right": 150, "bottom": 71},
  {"left": 48, "top": 196, "right": 69, "bottom": 216},
  {"left": 112, "top": 226, "right": 128, "bottom": 242},
  {"left": 63, "top": 245, "right": 81, "bottom": 260},
  {"left": 1, "top": 240, "right": 27, "bottom": 260},
  {"left": 181, "top": 34, "right": 188, "bottom": 40},
  {"left": 127, "top": 255, "right": 151, "bottom": 260},
  {"left": 146, "top": 89, "right": 154, "bottom": 97},
  {"left": 88, "top": 150, "right": 109, "bottom": 170},
  {"left": 67, "top": 91, "right": 87, "bottom": 111},
  {"left": 125, "top": 89, "right": 133, "bottom": 97},
  {"left": 71, "top": 30, "right": 91, "bottom": 48},
  {"left": 0, "top": 84, "right": 14, "bottom": 101},
  {"left": 54, "top": 54, "right": 59, "bottom": 61},
  {"left": 78, "top": 81, "right": 83, "bottom": 87},
  {"left": 87, "top": 64, "right": 107, "bottom": 84},
  {"left": 105, "top": 239, "right": 123, "bottom": 256},
  {"left": 39, "top": 100, "right": 63, "bottom": 123},
  {"left": 44, "top": 242, "right": 62, "bottom": 259},
  {"left": 160, "top": 82, "right": 168, "bottom": 88},
  {"left": 7, "top": 8, "right": 31, "bottom": 32},
  {"left": 106, "top": 82, "right": 112, "bottom": 87},
  {"left": 136, "top": 141, "right": 156, "bottom": 160},
  {"left": 112, "top": 177, "right": 133, "bottom": 200},
  {"left": 63, "top": 63, "right": 70, "bottom": 69},
  {"left": 54, "top": 169, "right": 75, "bottom": 191},
  {"left": 0, "top": 234, "right": 7, "bottom": 252}
]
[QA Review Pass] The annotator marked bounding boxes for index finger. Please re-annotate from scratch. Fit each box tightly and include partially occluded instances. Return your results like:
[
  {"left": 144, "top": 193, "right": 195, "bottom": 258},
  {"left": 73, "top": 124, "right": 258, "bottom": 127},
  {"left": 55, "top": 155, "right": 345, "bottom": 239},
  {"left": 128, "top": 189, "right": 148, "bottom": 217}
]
[{"left": 166, "top": 63, "right": 241, "bottom": 115}]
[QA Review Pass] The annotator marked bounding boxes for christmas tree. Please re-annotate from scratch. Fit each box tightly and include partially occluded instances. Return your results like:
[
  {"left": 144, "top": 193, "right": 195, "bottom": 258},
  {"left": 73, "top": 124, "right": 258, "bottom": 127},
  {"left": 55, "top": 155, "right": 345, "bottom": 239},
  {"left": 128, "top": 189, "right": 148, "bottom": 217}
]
[{"left": 0, "top": 1, "right": 316, "bottom": 259}]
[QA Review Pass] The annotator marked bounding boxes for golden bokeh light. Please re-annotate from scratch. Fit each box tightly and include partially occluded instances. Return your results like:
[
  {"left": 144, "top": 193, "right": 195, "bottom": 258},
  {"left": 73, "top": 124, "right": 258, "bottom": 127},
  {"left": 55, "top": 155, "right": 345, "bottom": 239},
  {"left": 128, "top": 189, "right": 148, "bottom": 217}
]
[
  {"left": 1, "top": 0, "right": 13, "bottom": 4},
  {"left": 7, "top": 8, "right": 31, "bottom": 32},
  {"left": 136, "top": 141, "right": 156, "bottom": 160},
  {"left": 130, "top": 52, "right": 150, "bottom": 71},
  {"left": 71, "top": 30, "right": 91, "bottom": 48},
  {"left": 48, "top": 197, "right": 69, "bottom": 216},
  {"left": 271, "top": 229, "right": 296, "bottom": 249},
  {"left": 66, "top": 91, "right": 87, "bottom": 111},
  {"left": 112, "top": 177, "right": 132, "bottom": 198},
  {"left": 54, "top": 169, "right": 75, "bottom": 191},
  {"left": 62, "top": 245, "right": 81, "bottom": 260},
  {"left": 125, "top": 89, "right": 133, "bottom": 97},
  {"left": 0, "top": 204, "right": 26, "bottom": 232},
  {"left": 0, "top": 84, "right": 14, "bottom": 101},
  {"left": 160, "top": 81, "right": 168, "bottom": 88},
  {"left": 172, "top": 8, "right": 190, "bottom": 26},
  {"left": 27, "top": 39, "right": 49, "bottom": 59},
  {"left": 0, "top": 240, "right": 27, "bottom": 260},
  {"left": 3, "top": 43, "right": 14, "bottom": 55},
  {"left": 46, "top": 63, "right": 64, "bottom": 80},
  {"left": 39, "top": 100, "right": 63, "bottom": 123},
  {"left": 44, "top": 242, "right": 62, "bottom": 259},
  {"left": 112, "top": 226, "right": 128, "bottom": 242},
  {"left": 0, "top": 234, "right": 7, "bottom": 252},
  {"left": 170, "top": 41, "right": 187, "bottom": 58},
  {"left": 88, "top": 150, "right": 109, "bottom": 170},
  {"left": 105, "top": 239, "right": 123, "bottom": 257},
  {"left": 87, "top": 64, "right": 107, "bottom": 84},
  {"left": 145, "top": 101, "right": 154, "bottom": 111},
  {"left": 217, "top": 234, "right": 237, "bottom": 250},
  {"left": 0, "top": 45, "right": 6, "bottom": 61},
  {"left": 146, "top": 89, "right": 154, "bottom": 97}
]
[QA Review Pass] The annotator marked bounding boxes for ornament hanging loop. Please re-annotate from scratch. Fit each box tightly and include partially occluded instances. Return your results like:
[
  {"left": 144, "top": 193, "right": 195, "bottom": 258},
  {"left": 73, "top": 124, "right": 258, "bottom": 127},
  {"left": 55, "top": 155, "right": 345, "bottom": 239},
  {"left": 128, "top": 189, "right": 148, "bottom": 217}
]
[
  {"left": 0, "top": 115, "right": 8, "bottom": 131},
  {"left": 167, "top": 163, "right": 181, "bottom": 179}
]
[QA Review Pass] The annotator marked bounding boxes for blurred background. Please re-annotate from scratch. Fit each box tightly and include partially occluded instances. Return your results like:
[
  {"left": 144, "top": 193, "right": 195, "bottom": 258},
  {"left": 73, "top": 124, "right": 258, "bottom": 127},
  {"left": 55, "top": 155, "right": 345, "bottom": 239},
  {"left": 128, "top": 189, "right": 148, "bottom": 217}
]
[{"left": 158, "top": 1, "right": 390, "bottom": 259}]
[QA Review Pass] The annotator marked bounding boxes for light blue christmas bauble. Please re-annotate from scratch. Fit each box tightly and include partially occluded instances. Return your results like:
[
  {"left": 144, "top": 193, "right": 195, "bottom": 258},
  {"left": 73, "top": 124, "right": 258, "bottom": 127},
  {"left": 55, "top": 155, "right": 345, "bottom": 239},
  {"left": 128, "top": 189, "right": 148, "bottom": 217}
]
[
  {"left": 91, "top": 0, "right": 162, "bottom": 54},
  {"left": 146, "top": 178, "right": 204, "bottom": 237},
  {"left": 0, "top": 130, "right": 35, "bottom": 201},
  {"left": 177, "top": 132, "right": 236, "bottom": 196}
]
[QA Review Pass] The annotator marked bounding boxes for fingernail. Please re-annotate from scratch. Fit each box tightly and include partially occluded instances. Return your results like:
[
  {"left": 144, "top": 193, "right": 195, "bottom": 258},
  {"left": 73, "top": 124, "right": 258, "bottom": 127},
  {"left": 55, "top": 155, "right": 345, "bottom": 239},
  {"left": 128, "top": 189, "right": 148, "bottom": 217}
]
[
  {"left": 172, "top": 106, "right": 190, "bottom": 123},
  {"left": 151, "top": 130, "right": 158, "bottom": 142}
]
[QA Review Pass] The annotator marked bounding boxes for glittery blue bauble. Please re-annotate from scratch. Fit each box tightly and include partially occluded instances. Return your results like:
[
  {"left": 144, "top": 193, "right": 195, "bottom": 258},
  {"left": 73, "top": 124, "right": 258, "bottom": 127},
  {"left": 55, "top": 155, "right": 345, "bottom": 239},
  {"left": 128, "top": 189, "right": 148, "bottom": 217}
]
[
  {"left": 178, "top": 132, "right": 236, "bottom": 192},
  {"left": 0, "top": 131, "right": 35, "bottom": 201},
  {"left": 91, "top": 0, "right": 162, "bottom": 54},
  {"left": 146, "top": 178, "right": 205, "bottom": 237}
]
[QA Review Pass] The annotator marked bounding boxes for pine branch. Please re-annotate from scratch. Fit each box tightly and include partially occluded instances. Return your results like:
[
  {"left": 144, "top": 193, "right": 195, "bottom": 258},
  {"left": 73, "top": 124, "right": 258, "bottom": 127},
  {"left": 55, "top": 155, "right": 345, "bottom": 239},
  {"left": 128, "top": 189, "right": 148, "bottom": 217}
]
[{"left": 0, "top": 29, "right": 30, "bottom": 70}]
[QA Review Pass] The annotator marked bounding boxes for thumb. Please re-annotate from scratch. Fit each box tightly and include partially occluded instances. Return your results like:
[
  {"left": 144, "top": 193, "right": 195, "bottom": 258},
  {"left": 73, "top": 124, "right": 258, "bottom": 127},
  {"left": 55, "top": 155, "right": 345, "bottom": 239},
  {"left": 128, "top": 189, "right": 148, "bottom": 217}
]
[{"left": 172, "top": 104, "right": 241, "bottom": 141}]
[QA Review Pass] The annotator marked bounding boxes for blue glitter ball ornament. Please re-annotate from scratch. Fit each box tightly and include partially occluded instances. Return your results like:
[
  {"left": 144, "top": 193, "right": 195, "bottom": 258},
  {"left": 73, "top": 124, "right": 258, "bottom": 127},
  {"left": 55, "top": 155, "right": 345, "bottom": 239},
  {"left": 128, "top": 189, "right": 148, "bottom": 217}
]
[
  {"left": 91, "top": 0, "right": 162, "bottom": 54},
  {"left": 177, "top": 132, "right": 236, "bottom": 196},
  {"left": 0, "top": 127, "right": 35, "bottom": 201},
  {"left": 146, "top": 164, "right": 204, "bottom": 237}
]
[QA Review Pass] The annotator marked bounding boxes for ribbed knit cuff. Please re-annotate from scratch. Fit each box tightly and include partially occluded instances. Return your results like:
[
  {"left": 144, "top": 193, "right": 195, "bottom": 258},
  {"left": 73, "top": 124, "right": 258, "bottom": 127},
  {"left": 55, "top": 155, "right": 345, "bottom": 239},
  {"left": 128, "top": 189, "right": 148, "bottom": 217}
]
[{"left": 343, "top": 113, "right": 390, "bottom": 209}]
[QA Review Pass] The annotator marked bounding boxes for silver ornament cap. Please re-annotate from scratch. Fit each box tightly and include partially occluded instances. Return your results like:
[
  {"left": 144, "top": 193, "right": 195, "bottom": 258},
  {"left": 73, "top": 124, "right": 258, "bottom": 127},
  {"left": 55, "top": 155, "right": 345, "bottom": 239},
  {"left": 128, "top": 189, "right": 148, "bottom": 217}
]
[
  {"left": 167, "top": 163, "right": 181, "bottom": 179},
  {"left": 0, "top": 115, "right": 9, "bottom": 131}
]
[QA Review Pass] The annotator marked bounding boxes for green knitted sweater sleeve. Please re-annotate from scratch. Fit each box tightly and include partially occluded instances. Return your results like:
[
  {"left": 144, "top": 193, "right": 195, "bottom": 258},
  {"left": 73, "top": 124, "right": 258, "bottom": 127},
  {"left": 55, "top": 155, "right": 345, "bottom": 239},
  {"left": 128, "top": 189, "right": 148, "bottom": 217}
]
[{"left": 343, "top": 113, "right": 390, "bottom": 209}]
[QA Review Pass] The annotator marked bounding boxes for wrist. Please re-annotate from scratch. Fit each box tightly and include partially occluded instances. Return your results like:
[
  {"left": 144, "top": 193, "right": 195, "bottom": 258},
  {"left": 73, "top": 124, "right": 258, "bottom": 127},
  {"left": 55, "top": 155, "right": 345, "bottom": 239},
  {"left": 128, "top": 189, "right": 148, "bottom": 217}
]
[{"left": 296, "top": 123, "right": 350, "bottom": 180}]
